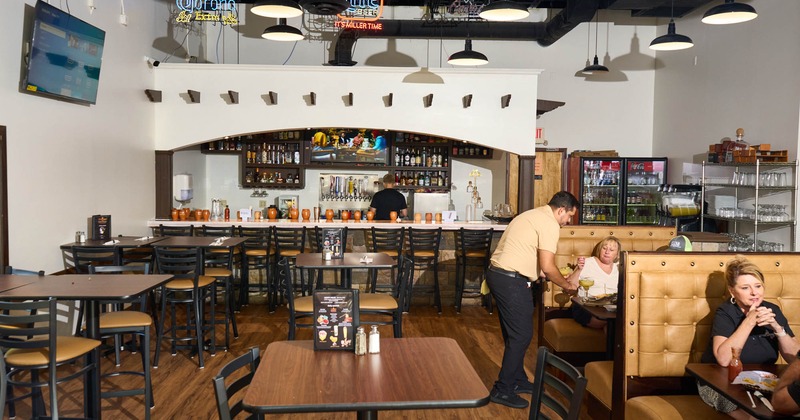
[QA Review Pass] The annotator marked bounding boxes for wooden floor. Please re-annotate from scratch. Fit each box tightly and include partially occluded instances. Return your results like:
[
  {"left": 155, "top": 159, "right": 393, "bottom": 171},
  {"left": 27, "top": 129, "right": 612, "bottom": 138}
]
[{"left": 6, "top": 296, "right": 579, "bottom": 420}]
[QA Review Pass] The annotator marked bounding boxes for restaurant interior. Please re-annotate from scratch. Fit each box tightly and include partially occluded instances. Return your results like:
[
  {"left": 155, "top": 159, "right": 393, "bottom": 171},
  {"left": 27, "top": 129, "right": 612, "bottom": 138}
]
[{"left": 1, "top": 0, "right": 799, "bottom": 419}]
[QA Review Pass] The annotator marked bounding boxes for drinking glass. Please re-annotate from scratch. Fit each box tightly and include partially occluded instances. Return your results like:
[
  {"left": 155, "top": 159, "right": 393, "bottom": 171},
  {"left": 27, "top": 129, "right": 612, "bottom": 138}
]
[{"left": 578, "top": 278, "right": 595, "bottom": 303}]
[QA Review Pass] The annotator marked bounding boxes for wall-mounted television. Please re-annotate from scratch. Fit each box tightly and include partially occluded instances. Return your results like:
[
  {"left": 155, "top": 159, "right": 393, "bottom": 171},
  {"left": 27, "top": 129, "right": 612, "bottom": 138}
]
[
  {"left": 23, "top": 1, "right": 105, "bottom": 105},
  {"left": 310, "top": 128, "right": 389, "bottom": 165}
]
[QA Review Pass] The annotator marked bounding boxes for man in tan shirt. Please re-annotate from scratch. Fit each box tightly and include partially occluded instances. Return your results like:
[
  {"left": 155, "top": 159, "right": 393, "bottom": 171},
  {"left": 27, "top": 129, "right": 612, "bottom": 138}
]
[{"left": 486, "top": 191, "right": 579, "bottom": 409}]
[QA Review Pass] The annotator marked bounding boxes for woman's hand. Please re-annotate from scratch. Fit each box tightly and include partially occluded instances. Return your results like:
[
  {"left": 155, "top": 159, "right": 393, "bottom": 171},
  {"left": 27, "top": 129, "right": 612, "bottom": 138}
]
[{"left": 577, "top": 256, "right": 586, "bottom": 270}]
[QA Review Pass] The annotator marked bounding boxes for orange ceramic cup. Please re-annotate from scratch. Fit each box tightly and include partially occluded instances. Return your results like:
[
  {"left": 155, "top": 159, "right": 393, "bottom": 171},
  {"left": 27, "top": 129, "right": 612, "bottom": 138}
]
[
  {"left": 389, "top": 211, "right": 398, "bottom": 222},
  {"left": 254, "top": 211, "right": 262, "bottom": 221},
  {"left": 302, "top": 208, "right": 311, "bottom": 222},
  {"left": 425, "top": 213, "right": 433, "bottom": 223},
  {"left": 341, "top": 211, "right": 350, "bottom": 222},
  {"left": 366, "top": 211, "right": 375, "bottom": 222},
  {"left": 414, "top": 213, "right": 422, "bottom": 223},
  {"left": 435, "top": 212, "right": 442, "bottom": 223},
  {"left": 353, "top": 210, "right": 362, "bottom": 222}
]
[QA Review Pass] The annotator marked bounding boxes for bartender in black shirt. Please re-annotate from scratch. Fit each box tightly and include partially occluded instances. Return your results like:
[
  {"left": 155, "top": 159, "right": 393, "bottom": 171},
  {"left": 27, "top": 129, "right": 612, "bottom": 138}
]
[{"left": 369, "top": 174, "right": 408, "bottom": 221}]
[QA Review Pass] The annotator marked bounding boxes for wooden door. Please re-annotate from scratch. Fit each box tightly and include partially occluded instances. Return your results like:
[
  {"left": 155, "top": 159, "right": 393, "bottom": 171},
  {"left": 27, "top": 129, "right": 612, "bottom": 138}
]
[{"left": 533, "top": 148, "right": 567, "bottom": 208}]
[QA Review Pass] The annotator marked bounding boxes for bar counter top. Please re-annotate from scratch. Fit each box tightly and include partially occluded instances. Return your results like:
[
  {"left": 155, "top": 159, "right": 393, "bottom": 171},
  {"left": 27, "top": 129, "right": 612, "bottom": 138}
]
[{"left": 147, "top": 218, "right": 508, "bottom": 231}]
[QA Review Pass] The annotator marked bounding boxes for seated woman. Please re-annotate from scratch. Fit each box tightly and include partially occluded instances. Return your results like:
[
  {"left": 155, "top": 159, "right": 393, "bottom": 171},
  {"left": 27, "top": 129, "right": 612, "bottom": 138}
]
[
  {"left": 566, "top": 236, "right": 621, "bottom": 329},
  {"left": 699, "top": 256, "right": 800, "bottom": 419}
]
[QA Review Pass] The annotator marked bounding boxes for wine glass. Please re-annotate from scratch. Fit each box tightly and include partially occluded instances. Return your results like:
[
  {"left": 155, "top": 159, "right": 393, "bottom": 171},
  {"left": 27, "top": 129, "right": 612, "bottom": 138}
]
[
  {"left": 579, "top": 278, "right": 595, "bottom": 302},
  {"left": 330, "top": 335, "right": 339, "bottom": 347}
]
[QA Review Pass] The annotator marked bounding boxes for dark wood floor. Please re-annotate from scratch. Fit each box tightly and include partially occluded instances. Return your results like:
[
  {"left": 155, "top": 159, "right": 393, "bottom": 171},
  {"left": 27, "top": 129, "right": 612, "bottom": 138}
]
[{"left": 6, "top": 296, "right": 571, "bottom": 419}]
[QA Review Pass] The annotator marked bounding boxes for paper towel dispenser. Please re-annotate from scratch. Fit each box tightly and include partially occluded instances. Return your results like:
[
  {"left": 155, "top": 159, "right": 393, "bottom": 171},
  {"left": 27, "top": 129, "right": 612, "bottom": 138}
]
[{"left": 173, "top": 174, "right": 193, "bottom": 203}]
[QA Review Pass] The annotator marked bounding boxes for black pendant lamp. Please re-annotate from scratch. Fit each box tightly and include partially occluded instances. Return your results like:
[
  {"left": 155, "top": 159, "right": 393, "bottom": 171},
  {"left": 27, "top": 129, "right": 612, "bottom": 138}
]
[
  {"left": 479, "top": 0, "right": 529, "bottom": 22},
  {"left": 448, "top": 39, "right": 488, "bottom": 66},
  {"left": 581, "top": 14, "right": 608, "bottom": 74},
  {"left": 262, "top": 18, "right": 304, "bottom": 41},
  {"left": 650, "top": 0, "right": 693, "bottom": 51},
  {"left": 702, "top": 0, "right": 757, "bottom": 25},
  {"left": 251, "top": 0, "right": 303, "bottom": 18}
]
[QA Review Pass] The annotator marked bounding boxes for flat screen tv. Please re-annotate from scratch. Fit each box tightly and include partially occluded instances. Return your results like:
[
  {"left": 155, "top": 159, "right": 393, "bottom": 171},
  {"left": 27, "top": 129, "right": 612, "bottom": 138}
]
[
  {"left": 310, "top": 128, "right": 389, "bottom": 165},
  {"left": 23, "top": 1, "right": 105, "bottom": 105}
]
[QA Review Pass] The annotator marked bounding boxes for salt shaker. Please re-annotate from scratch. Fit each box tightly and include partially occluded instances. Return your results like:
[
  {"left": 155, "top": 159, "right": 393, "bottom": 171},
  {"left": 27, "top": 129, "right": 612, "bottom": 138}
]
[
  {"left": 368, "top": 325, "right": 380, "bottom": 354},
  {"left": 355, "top": 327, "right": 367, "bottom": 356}
]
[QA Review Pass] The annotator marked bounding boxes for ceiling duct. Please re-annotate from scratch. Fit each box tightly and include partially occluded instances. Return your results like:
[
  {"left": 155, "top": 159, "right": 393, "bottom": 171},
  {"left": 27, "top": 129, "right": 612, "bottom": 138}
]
[
  {"left": 330, "top": 0, "right": 600, "bottom": 66},
  {"left": 300, "top": 0, "right": 350, "bottom": 15}
]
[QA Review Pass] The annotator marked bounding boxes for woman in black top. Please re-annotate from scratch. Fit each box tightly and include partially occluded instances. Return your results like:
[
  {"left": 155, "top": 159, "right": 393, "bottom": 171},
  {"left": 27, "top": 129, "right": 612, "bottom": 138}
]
[{"left": 699, "top": 256, "right": 800, "bottom": 417}]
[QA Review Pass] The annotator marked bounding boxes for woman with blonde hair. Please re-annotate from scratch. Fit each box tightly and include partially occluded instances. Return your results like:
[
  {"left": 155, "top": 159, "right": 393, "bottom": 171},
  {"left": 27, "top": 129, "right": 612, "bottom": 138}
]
[
  {"left": 699, "top": 256, "right": 800, "bottom": 418},
  {"left": 567, "top": 236, "right": 621, "bottom": 329}
]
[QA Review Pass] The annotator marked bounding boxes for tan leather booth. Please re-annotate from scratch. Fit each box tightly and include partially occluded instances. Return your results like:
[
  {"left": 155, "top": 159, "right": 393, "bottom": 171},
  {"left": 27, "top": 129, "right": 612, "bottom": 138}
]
[
  {"left": 538, "top": 227, "right": 676, "bottom": 361},
  {"left": 585, "top": 252, "right": 800, "bottom": 420}
]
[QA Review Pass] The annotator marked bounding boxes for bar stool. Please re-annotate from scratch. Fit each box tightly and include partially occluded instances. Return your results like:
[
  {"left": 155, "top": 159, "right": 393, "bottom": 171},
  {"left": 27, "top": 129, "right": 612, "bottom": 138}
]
[
  {"left": 454, "top": 227, "right": 494, "bottom": 313},
  {"left": 153, "top": 247, "right": 216, "bottom": 369},
  {"left": 239, "top": 226, "right": 273, "bottom": 310},
  {"left": 199, "top": 225, "right": 239, "bottom": 347},
  {"left": 404, "top": 227, "right": 443, "bottom": 314},
  {"left": 72, "top": 245, "right": 120, "bottom": 336},
  {"left": 367, "top": 227, "right": 405, "bottom": 293},
  {"left": 273, "top": 226, "right": 307, "bottom": 296}
]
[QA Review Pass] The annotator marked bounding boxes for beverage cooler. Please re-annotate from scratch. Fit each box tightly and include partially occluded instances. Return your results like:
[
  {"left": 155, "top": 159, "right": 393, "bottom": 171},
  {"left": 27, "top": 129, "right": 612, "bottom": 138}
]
[{"left": 568, "top": 157, "right": 667, "bottom": 225}]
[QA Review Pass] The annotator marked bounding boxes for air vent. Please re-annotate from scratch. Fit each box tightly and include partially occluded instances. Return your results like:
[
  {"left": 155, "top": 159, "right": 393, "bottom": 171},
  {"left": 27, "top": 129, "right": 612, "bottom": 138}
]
[{"left": 299, "top": 0, "right": 350, "bottom": 15}]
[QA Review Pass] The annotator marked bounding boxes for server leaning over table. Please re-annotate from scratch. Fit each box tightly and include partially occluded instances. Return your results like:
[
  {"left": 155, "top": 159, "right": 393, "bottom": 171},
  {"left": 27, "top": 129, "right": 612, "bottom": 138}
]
[{"left": 485, "top": 191, "right": 579, "bottom": 409}]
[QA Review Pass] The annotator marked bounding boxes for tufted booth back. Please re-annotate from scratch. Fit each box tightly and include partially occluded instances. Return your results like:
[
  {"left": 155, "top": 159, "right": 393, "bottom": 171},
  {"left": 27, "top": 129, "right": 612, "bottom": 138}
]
[
  {"left": 542, "top": 226, "right": 676, "bottom": 309},
  {"left": 607, "top": 252, "right": 800, "bottom": 417}
]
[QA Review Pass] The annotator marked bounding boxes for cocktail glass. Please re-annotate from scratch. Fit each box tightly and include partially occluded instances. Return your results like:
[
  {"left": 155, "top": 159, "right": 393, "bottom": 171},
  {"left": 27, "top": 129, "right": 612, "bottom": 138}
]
[{"left": 579, "top": 278, "right": 595, "bottom": 303}]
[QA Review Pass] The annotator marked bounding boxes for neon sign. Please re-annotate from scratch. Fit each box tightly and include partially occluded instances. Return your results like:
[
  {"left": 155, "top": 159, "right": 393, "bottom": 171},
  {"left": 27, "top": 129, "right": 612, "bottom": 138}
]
[{"left": 175, "top": 0, "right": 238, "bottom": 25}]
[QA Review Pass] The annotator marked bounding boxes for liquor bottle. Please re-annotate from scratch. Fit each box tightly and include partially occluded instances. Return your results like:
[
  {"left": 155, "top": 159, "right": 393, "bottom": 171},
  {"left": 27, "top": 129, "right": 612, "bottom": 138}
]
[
  {"left": 294, "top": 144, "right": 300, "bottom": 164},
  {"left": 421, "top": 148, "right": 428, "bottom": 167},
  {"left": 395, "top": 148, "right": 402, "bottom": 166},
  {"left": 395, "top": 172, "right": 400, "bottom": 184},
  {"left": 424, "top": 172, "right": 430, "bottom": 186},
  {"left": 425, "top": 149, "right": 432, "bottom": 167},
  {"left": 262, "top": 143, "right": 268, "bottom": 164},
  {"left": 224, "top": 205, "right": 230, "bottom": 221},
  {"left": 415, "top": 150, "right": 422, "bottom": 166},
  {"left": 417, "top": 173, "right": 424, "bottom": 186},
  {"left": 404, "top": 149, "right": 411, "bottom": 167},
  {"left": 286, "top": 173, "right": 293, "bottom": 183},
  {"left": 400, "top": 172, "right": 406, "bottom": 186}
]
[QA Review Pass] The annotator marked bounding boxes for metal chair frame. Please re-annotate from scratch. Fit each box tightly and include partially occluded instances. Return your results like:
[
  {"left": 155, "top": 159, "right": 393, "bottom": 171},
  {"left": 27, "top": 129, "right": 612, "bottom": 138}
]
[
  {"left": 368, "top": 227, "right": 405, "bottom": 294},
  {"left": 212, "top": 346, "right": 263, "bottom": 420},
  {"left": 529, "top": 346, "right": 588, "bottom": 420},
  {"left": 454, "top": 228, "right": 494, "bottom": 313},
  {"left": 404, "top": 227, "right": 443, "bottom": 313}
]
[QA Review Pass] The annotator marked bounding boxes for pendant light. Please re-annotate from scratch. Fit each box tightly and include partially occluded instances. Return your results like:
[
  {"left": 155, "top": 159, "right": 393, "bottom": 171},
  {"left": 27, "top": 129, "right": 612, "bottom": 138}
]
[
  {"left": 581, "top": 13, "right": 608, "bottom": 74},
  {"left": 701, "top": 0, "right": 757, "bottom": 25},
  {"left": 650, "top": 0, "right": 693, "bottom": 51},
  {"left": 448, "top": 39, "right": 488, "bottom": 66},
  {"left": 479, "top": 0, "right": 529, "bottom": 22},
  {"left": 251, "top": 0, "right": 303, "bottom": 18},
  {"left": 262, "top": 18, "right": 304, "bottom": 41}
]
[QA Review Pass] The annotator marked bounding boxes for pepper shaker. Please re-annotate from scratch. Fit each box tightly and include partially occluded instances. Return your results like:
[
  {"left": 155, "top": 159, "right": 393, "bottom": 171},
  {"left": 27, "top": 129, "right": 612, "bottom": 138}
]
[{"left": 355, "top": 326, "right": 367, "bottom": 356}]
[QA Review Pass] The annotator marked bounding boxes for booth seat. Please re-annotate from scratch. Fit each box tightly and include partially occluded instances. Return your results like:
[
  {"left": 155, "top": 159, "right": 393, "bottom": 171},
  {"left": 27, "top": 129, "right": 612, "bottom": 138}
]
[
  {"left": 585, "top": 252, "right": 800, "bottom": 420},
  {"left": 538, "top": 227, "right": 676, "bottom": 363}
]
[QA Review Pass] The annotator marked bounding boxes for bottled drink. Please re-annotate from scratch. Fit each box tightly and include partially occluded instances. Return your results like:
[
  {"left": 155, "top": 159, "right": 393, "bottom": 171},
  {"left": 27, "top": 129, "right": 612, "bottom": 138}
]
[
  {"left": 415, "top": 150, "right": 422, "bottom": 166},
  {"left": 368, "top": 325, "right": 380, "bottom": 354},
  {"left": 294, "top": 145, "right": 300, "bottom": 164},
  {"left": 395, "top": 148, "right": 402, "bottom": 166},
  {"left": 728, "top": 347, "right": 743, "bottom": 382},
  {"left": 224, "top": 205, "right": 230, "bottom": 221},
  {"left": 262, "top": 143, "right": 268, "bottom": 164},
  {"left": 466, "top": 203, "right": 474, "bottom": 222},
  {"left": 404, "top": 149, "right": 411, "bottom": 166}
]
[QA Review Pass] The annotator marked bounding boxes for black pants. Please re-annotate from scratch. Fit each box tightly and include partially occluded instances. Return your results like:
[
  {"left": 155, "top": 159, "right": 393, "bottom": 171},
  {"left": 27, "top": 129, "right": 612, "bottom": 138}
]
[{"left": 486, "top": 268, "right": 534, "bottom": 394}]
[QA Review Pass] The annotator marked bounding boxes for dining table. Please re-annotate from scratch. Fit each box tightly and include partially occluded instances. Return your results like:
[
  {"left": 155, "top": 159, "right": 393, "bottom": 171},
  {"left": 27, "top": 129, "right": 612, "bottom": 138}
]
[
  {"left": 295, "top": 252, "right": 396, "bottom": 290},
  {"left": 242, "top": 337, "right": 490, "bottom": 419},
  {"left": 0, "top": 273, "right": 173, "bottom": 419},
  {"left": 570, "top": 296, "right": 618, "bottom": 359},
  {"left": 686, "top": 363, "right": 789, "bottom": 419}
]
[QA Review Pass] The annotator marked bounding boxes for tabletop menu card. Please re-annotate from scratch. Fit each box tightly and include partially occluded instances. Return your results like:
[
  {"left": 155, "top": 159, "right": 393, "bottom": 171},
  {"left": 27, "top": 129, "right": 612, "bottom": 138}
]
[
  {"left": 321, "top": 228, "right": 345, "bottom": 259},
  {"left": 90, "top": 215, "right": 111, "bottom": 241},
  {"left": 313, "top": 289, "right": 359, "bottom": 351}
]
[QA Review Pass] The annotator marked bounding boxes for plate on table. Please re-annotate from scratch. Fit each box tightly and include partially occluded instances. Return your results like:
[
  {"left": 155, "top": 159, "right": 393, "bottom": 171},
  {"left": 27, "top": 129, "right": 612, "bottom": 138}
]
[
  {"left": 733, "top": 370, "right": 778, "bottom": 394},
  {"left": 603, "top": 304, "right": 617, "bottom": 312},
  {"left": 583, "top": 293, "right": 618, "bottom": 307}
]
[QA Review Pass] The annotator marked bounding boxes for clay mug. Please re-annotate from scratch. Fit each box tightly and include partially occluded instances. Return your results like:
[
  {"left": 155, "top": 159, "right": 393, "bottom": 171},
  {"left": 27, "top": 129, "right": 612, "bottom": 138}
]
[
  {"left": 254, "top": 211, "right": 262, "bottom": 221},
  {"left": 425, "top": 213, "right": 433, "bottom": 223},
  {"left": 353, "top": 210, "right": 362, "bottom": 222},
  {"left": 435, "top": 212, "right": 442, "bottom": 223},
  {"left": 267, "top": 207, "right": 278, "bottom": 221},
  {"left": 366, "top": 211, "right": 375, "bottom": 222},
  {"left": 389, "top": 211, "right": 398, "bottom": 223},
  {"left": 171, "top": 208, "right": 179, "bottom": 221},
  {"left": 302, "top": 208, "right": 311, "bottom": 222},
  {"left": 325, "top": 209, "right": 335, "bottom": 222},
  {"left": 341, "top": 210, "right": 350, "bottom": 222},
  {"left": 203, "top": 209, "right": 211, "bottom": 221},
  {"left": 289, "top": 208, "right": 299, "bottom": 221},
  {"left": 181, "top": 208, "right": 190, "bottom": 220},
  {"left": 414, "top": 213, "right": 422, "bottom": 223}
]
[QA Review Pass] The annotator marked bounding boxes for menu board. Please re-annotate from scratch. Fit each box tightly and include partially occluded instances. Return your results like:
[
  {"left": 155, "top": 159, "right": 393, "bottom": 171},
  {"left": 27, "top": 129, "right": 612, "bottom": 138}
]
[
  {"left": 321, "top": 228, "right": 345, "bottom": 259},
  {"left": 91, "top": 215, "right": 111, "bottom": 241},
  {"left": 313, "top": 289, "right": 359, "bottom": 351}
]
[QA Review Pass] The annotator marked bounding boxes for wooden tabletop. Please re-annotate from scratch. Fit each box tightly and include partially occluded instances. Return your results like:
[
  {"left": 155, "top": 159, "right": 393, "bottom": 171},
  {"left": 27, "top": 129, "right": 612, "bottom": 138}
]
[
  {"left": 61, "top": 236, "right": 166, "bottom": 249},
  {"left": 242, "top": 337, "right": 490, "bottom": 415},
  {"left": 570, "top": 296, "right": 617, "bottom": 321},
  {"left": 0, "top": 274, "right": 172, "bottom": 300},
  {"left": 295, "top": 252, "right": 396, "bottom": 269},
  {"left": 0, "top": 275, "right": 42, "bottom": 293},
  {"left": 686, "top": 363, "right": 788, "bottom": 419},
  {"left": 149, "top": 236, "right": 248, "bottom": 248}
]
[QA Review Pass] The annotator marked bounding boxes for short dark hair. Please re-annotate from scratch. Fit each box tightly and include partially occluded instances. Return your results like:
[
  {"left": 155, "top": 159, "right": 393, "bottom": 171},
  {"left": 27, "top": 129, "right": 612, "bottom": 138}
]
[
  {"left": 547, "top": 191, "right": 579, "bottom": 210},
  {"left": 382, "top": 174, "right": 395, "bottom": 185}
]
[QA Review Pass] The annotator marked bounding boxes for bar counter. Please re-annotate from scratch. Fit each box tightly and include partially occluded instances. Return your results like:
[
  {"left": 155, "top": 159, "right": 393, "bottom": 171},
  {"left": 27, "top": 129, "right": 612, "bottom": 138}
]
[{"left": 146, "top": 219, "right": 508, "bottom": 231}]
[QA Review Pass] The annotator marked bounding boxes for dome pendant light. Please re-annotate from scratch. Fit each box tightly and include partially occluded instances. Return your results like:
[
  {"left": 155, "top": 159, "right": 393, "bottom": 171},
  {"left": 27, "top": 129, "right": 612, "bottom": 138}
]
[
  {"left": 581, "top": 14, "right": 609, "bottom": 74},
  {"left": 448, "top": 39, "right": 488, "bottom": 66},
  {"left": 650, "top": 1, "right": 693, "bottom": 51},
  {"left": 701, "top": 0, "right": 757, "bottom": 25},
  {"left": 251, "top": 0, "right": 303, "bottom": 18},
  {"left": 262, "top": 18, "right": 304, "bottom": 41},
  {"left": 479, "top": 0, "right": 529, "bottom": 22}
]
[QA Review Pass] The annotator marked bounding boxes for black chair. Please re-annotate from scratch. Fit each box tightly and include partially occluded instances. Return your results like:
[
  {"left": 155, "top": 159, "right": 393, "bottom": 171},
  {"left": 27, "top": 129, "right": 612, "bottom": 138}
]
[
  {"left": 155, "top": 224, "right": 194, "bottom": 237},
  {"left": 528, "top": 346, "right": 588, "bottom": 420},
  {"left": 273, "top": 226, "right": 307, "bottom": 296},
  {"left": 0, "top": 349, "right": 5, "bottom": 420},
  {"left": 89, "top": 264, "right": 154, "bottom": 419},
  {"left": 2, "top": 266, "right": 44, "bottom": 276},
  {"left": 367, "top": 227, "right": 405, "bottom": 294},
  {"left": 278, "top": 257, "right": 313, "bottom": 340},
  {"left": 239, "top": 227, "right": 273, "bottom": 309},
  {"left": 359, "top": 255, "right": 412, "bottom": 338},
  {"left": 404, "top": 227, "right": 443, "bottom": 313},
  {"left": 311, "top": 226, "right": 349, "bottom": 288},
  {"left": 212, "top": 346, "right": 263, "bottom": 420},
  {"left": 1, "top": 298, "right": 100, "bottom": 419},
  {"left": 154, "top": 247, "right": 216, "bottom": 368},
  {"left": 454, "top": 228, "right": 494, "bottom": 313},
  {"left": 72, "top": 245, "right": 120, "bottom": 335}
]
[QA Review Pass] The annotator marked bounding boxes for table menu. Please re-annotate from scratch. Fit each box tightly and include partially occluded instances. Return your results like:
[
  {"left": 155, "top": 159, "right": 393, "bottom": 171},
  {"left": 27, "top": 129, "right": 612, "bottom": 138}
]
[{"left": 313, "top": 289, "right": 359, "bottom": 351}]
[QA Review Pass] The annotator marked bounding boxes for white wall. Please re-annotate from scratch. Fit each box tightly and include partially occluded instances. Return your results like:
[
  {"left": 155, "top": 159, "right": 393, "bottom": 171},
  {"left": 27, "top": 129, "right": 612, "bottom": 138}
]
[{"left": 1, "top": 1, "right": 157, "bottom": 272}]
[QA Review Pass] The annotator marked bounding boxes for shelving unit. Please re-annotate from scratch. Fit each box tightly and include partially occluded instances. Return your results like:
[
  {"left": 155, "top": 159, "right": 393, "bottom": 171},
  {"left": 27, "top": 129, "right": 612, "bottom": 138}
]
[
  {"left": 390, "top": 134, "right": 452, "bottom": 191},
  {"left": 240, "top": 131, "right": 305, "bottom": 189},
  {"left": 582, "top": 185, "right": 619, "bottom": 224},
  {"left": 700, "top": 161, "right": 798, "bottom": 251}
]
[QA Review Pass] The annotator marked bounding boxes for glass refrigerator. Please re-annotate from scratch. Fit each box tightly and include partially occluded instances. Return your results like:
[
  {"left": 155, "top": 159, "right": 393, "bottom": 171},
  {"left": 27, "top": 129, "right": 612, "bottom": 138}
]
[
  {"left": 568, "top": 157, "right": 668, "bottom": 225},
  {"left": 623, "top": 158, "right": 667, "bottom": 225}
]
